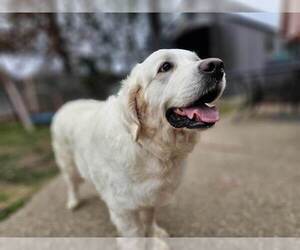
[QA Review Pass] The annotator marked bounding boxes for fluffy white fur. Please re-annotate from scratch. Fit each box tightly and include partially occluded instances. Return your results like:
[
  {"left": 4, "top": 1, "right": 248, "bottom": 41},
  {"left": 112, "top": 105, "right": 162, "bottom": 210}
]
[{"left": 51, "top": 49, "right": 225, "bottom": 245}]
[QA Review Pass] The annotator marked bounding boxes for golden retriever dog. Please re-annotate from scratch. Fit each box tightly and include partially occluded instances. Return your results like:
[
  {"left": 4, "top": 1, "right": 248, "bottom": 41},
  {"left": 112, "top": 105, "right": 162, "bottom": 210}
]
[{"left": 51, "top": 49, "right": 226, "bottom": 249}]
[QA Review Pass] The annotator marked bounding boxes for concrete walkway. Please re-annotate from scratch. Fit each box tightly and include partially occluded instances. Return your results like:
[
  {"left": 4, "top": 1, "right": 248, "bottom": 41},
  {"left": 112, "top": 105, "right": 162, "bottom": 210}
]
[{"left": 1, "top": 117, "right": 300, "bottom": 237}]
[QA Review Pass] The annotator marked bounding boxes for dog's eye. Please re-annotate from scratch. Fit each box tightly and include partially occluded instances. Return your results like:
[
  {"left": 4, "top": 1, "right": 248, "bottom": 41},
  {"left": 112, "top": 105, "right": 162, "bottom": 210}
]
[{"left": 158, "top": 62, "right": 173, "bottom": 73}]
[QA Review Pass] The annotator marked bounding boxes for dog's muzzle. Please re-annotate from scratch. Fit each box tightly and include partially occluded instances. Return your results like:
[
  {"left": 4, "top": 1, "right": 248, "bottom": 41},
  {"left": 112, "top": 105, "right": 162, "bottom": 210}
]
[
  {"left": 198, "top": 58, "right": 224, "bottom": 81},
  {"left": 166, "top": 58, "right": 225, "bottom": 130}
]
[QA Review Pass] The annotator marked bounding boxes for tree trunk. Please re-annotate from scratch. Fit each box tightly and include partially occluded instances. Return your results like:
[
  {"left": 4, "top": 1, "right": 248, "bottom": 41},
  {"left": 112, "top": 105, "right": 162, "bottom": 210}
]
[{"left": 46, "top": 13, "right": 73, "bottom": 73}]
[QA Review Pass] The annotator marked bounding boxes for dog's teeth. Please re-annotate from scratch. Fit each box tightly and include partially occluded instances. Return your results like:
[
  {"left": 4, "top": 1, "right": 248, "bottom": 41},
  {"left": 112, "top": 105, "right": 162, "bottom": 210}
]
[
  {"left": 175, "top": 108, "right": 185, "bottom": 116},
  {"left": 206, "top": 103, "right": 215, "bottom": 108},
  {"left": 187, "top": 113, "right": 194, "bottom": 119}
]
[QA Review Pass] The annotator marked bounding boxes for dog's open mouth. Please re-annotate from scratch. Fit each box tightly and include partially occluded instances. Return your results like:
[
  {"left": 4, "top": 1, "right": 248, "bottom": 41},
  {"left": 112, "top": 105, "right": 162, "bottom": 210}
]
[{"left": 166, "top": 88, "right": 221, "bottom": 129}]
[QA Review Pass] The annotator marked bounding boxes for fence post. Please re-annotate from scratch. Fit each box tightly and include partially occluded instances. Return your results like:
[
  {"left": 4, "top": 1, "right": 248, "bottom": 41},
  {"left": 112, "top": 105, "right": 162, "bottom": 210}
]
[{"left": 0, "top": 71, "right": 35, "bottom": 132}]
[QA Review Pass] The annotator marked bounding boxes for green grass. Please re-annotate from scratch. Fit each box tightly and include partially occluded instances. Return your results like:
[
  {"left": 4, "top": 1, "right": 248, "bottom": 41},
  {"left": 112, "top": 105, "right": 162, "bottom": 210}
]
[
  {"left": 0, "top": 198, "right": 26, "bottom": 221},
  {"left": 0, "top": 122, "right": 57, "bottom": 221},
  {"left": 0, "top": 153, "right": 57, "bottom": 184},
  {"left": 0, "top": 123, "right": 51, "bottom": 151},
  {"left": 0, "top": 193, "right": 9, "bottom": 202}
]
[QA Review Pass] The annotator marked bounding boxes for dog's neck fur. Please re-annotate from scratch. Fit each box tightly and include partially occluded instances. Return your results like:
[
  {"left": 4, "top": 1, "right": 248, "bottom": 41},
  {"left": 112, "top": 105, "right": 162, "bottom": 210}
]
[
  {"left": 118, "top": 83, "right": 198, "bottom": 162},
  {"left": 139, "top": 124, "right": 198, "bottom": 163},
  {"left": 135, "top": 90, "right": 198, "bottom": 162}
]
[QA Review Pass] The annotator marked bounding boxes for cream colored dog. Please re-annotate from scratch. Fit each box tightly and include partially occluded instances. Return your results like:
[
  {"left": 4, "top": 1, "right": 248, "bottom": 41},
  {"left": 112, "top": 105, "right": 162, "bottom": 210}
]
[{"left": 51, "top": 49, "right": 226, "bottom": 241}]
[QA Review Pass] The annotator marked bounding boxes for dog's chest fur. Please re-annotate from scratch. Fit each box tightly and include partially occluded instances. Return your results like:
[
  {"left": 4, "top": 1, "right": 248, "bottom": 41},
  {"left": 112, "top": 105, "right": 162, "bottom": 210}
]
[
  {"left": 86, "top": 128, "right": 196, "bottom": 210},
  {"left": 127, "top": 123, "right": 198, "bottom": 208},
  {"left": 79, "top": 122, "right": 196, "bottom": 210}
]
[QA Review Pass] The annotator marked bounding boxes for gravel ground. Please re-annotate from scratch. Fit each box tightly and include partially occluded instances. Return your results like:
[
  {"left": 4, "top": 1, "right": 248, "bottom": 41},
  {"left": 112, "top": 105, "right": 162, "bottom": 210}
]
[{"left": 1, "top": 117, "right": 300, "bottom": 237}]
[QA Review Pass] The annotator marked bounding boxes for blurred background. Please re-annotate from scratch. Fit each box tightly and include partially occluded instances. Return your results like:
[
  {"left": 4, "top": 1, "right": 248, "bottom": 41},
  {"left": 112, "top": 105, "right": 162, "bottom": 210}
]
[{"left": 0, "top": 0, "right": 300, "bottom": 237}]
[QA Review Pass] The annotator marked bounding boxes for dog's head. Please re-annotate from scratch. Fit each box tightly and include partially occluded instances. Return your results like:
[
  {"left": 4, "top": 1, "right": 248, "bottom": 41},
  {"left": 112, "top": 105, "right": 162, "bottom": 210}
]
[{"left": 120, "top": 49, "right": 226, "bottom": 141}]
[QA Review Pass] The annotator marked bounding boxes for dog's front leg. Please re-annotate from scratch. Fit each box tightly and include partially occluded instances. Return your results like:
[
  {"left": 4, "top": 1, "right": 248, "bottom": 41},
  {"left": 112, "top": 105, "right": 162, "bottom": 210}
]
[
  {"left": 140, "top": 208, "right": 169, "bottom": 237},
  {"left": 109, "top": 209, "right": 144, "bottom": 236},
  {"left": 140, "top": 207, "right": 155, "bottom": 237},
  {"left": 109, "top": 209, "right": 146, "bottom": 250},
  {"left": 140, "top": 208, "right": 170, "bottom": 250}
]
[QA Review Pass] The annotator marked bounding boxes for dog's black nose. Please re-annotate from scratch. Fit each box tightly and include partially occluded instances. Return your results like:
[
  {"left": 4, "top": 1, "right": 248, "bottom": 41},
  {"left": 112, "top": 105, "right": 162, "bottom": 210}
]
[{"left": 199, "top": 58, "right": 224, "bottom": 80}]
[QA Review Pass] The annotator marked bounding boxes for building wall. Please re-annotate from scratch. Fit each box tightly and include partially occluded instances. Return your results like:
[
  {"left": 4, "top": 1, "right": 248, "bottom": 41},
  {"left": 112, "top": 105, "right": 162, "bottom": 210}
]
[
  {"left": 220, "top": 21, "right": 273, "bottom": 72},
  {"left": 167, "top": 13, "right": 277, "bottom": 73}
]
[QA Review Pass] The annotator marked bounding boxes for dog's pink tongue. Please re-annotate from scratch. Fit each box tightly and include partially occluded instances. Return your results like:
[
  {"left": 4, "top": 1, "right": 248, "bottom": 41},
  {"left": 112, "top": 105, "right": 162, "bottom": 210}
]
[{"left": 176, "top": 104, "right": 220, "bottom": 123}]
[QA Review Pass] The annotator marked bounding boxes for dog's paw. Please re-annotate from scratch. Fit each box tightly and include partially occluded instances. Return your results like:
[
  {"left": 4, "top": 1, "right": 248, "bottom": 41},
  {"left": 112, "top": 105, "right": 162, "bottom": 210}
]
[
  {"left": 150, "top": 238, "right": 170, "bottom": 250},
  {"left": 67, "top": 198, "right": 80, "bottom": 210},
  {"left": 117, "top": 238, "right": 146, "bottom": 250},
  {"left": 152, "top": 224, "right": 169, "bottom": 238}
]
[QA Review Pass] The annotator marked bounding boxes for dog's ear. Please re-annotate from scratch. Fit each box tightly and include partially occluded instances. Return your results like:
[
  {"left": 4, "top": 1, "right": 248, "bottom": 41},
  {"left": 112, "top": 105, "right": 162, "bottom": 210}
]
[
  {"left": 127, "top": 85, "right": 141, "bottom": 141},
  {"left": 121, "top": 64, "right": 142, "bottom": 141}
]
